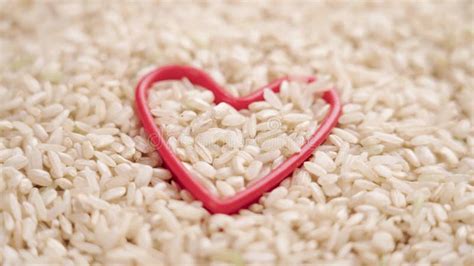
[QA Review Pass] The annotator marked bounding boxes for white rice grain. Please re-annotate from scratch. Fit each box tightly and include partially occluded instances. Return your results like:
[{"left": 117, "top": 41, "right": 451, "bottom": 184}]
[
  {"left": 216, "top": 181, "right": 236, "bottom": 197},
  {"left": 193, "top": 161, "right": 217, "bottom": 179},
  {"left": 245, "top": 161, "right": 263, "bottom": 181},
  {"left": 27, "top": 169, "right": 52, "bottom": 186}
]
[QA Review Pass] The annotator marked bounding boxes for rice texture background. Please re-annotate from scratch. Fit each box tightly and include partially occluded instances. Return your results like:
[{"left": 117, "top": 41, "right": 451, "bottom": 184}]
[{"left": 0, "top": 1, "right": 473, "bottom": 265}]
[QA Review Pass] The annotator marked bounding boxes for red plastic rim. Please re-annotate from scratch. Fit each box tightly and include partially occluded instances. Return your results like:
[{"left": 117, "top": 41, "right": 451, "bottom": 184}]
[{"left": 135, "top": 65, "right": 342, "bottom": 214}]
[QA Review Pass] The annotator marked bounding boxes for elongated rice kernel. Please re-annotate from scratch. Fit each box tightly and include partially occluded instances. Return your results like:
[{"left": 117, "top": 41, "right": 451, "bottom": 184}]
[
  {"left": 135, "top": 165, "right": 153, "bottom": 187},
  {"left": 373, "top": 132, "right": 404, "bottom": 145},
  {"left": 13, "top": 121, "right": 33, "bottom": 135},
  {"left": 339, "top": 112, "right": 364, "bottom": 124},
  {"left": 194, "top": 142, "right": 213, "bottom": 164},
  {"left": 309, "top": 182, "right": 326, "bottom": 203},
  {"left": 256, "top": 109, "right": 279, "bottom": 120},
  {"left": 285, "top": 136, "right": 301, "bottom": 154},
  {"left": 193, "top": 161, "right": 216, "bottom": 178},
  {"left": 222, "top": 114, "right": 246, "bottom": 127},
  {"left": 213, "top": 103, "right": 232, "bottom": 119},
  {"left": 82, "top": 141, "right": 94, "bottom": 159},
  {"left": 402, "top": 148, "right": 421, "bottom": 167},
  {"left": 47, "top": 151, "right": 63, "bottom": 178},
  {"left": 19, "top": 178, "right": 33, "bottom": 194},
  {"left": 415, "top": 146, "right": 436, "bottom": 165},
  {"left": 265, "top": 186, "right": 288, "bottom": 206},
  {"left": 261, "top": 137, "right": 286, "bottom": 152},
  {"left": 196, "top": 175, "right": 218, "bottom": 195},
  {"left": 232, "top": 156, "right": 246, "bottom": 175},
  {"left": 438, "top": 147, "right": 459, "bottom": 165},
  {"left": 226, "top": 176, "right": 245, "bottom": 190},
  {"left": 94, "top": 151, "right": 116, "bottom": 167},
  {"left": 101, "top": 187, "right": 126, "bottom": 201},
  {"left": 256, "top": 129, "right": 283, "bottom": 144},
  {"left": 42, "top": 104, "right": 64, "bottom": 118},
  {"left": 184, "top": 146, "right": 199, "bottom": 163},
  {"left": 245, "top": 161, "right": 263, "bottom": 181},
  {"left": 87, "top": 134, "right": 115, "bottom": 148},
  {"left": 27, "top": 169, "right": 52, "bottom": 186},
  {"left": 312, "top": 151, "right": 336, "bottom": 172},
  {"left": 274, "top": 199, "right": 295, "bottom": 210},
  {"left": 332, "top": 128, "right": 358, "bottom": 144},
  {"left": 216, "top": 181, "right": 236, "bottom": 197},
  {"left": 390, "top": 189, "right": 406, "bottom": 208},
  {"left": 256, "top": 150, "right": 281, "bottom": 164},
  {"left": 214, "top": 150, "right": 237, "bottom": 167},
  {"left": 318, "top": 174, "right": 338, "bottom": 186},
  {"left": 365, "top": 190, "right": 391, "bottom": 208},
  {"left": 304, "top": 162, "right": 327, "bottom": 177},
  {"left": 244, "top": 145, "right": 260, "bottom": 156},
  {"left": 237, "top": 150, "right": 253, "bottom": 162},
  {"left": 271, "top": 155, "right": 285, "bottom": 169},
  {"left": 185, "top": 97, "right": 210, "bottom": 111},
  {"left": 73, "top": 241, "right": 102, "bottom": 255},
  {"left": 374, "top": 165, "right": 392, "bottom": 178},
  {"left": 247, "top": 114, "right": 257, "bottom": 138},
  {"left": 248, "top": 101, "right": 271, "bottom": 111},
  {"left": 263, "top": 88, "right": 283, "bottom": 109},
  {"left": 432, "top": 204, "right": 448, "bottom": 222},
  {"left": 5, "top": 154, "right": 28, "bottom": 169},
  {"left": 120, "top": 133, "right": 135, "bottom": 148},
  {"left": 215, "top": 167, "right": 234, "bottom": 179},
  {"left": 178, "top": 134, "right": 194, "bottom": 146}
]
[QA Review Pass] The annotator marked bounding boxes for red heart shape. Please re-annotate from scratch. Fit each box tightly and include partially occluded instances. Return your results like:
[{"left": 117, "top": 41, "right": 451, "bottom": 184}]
[{"left": 135, "top": 65, "right": 341, "bottom": 214}]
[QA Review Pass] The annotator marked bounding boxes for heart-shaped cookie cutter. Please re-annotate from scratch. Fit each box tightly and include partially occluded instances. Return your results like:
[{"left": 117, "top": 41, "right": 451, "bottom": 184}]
[{"left": 136, "top": 65, "right": 341, "bottom": 214}]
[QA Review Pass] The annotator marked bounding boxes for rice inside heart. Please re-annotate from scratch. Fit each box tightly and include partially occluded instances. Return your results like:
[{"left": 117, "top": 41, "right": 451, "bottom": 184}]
[{"left": 148, "top": 79, "right": 330, "bottom": 197}]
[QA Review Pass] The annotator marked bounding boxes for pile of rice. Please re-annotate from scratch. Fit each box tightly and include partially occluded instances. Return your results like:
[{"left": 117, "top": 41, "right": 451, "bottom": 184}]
[
  {"left": 0, "top": 1, "right": 473, "bottom": 265},
  {"left": 148, "top": 80, "right": 329, "bottom": 197}
]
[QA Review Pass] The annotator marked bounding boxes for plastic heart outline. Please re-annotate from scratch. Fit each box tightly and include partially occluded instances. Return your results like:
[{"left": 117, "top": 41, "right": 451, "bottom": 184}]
[{"left": 135, "top": 65, "right": 341, "bottom": 214}]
